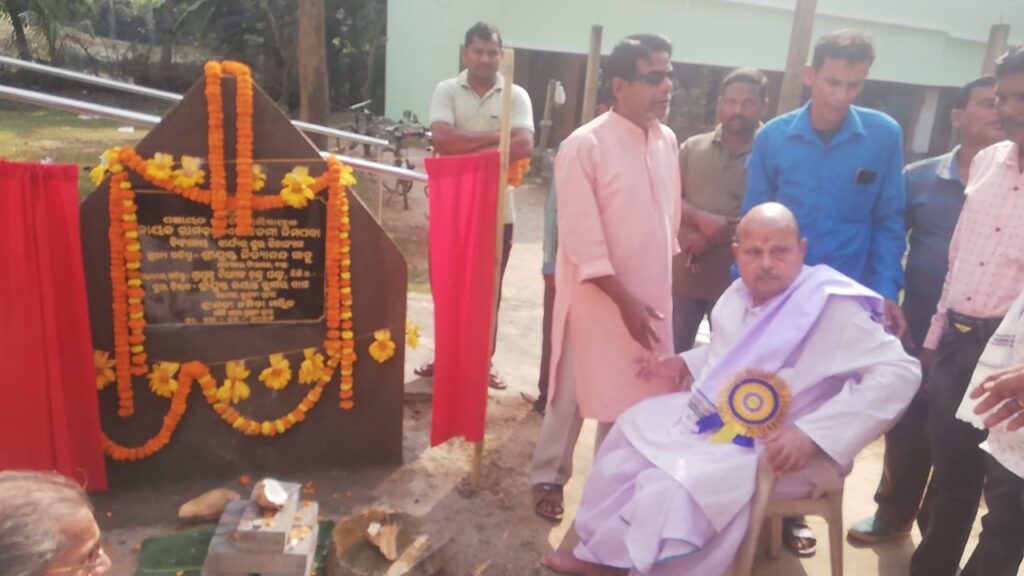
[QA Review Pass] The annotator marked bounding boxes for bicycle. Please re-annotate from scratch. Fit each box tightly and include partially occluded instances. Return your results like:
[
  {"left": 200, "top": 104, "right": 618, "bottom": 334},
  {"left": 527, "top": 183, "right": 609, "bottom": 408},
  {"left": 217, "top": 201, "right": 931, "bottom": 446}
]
[
  {"left": 378, "top": 120, "right": 430, "bottom": 210},
  {"left": 338, "top": 99, "right": 379, "bottom": 158}
]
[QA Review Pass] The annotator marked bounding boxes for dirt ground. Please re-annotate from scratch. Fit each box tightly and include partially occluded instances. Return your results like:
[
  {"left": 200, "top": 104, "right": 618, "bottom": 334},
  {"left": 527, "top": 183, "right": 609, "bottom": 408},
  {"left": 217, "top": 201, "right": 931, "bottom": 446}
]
[{"left": 85, "top": 173, "right": 1010, "bottom": 576}]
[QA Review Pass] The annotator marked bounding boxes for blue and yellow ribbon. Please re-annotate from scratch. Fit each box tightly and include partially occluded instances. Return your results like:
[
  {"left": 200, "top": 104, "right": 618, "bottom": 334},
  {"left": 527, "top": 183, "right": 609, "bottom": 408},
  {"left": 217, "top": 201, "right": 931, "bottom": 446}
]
[{"left": 697, "top": 369, "right": 791, "bottom": 447}]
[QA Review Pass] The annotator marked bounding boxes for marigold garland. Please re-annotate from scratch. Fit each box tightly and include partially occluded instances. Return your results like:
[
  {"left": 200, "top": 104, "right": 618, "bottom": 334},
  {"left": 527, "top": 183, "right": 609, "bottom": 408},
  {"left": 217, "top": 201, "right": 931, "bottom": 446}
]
[
  {"left": 108, "top": 170, "right": 147, "bottom": 416},
  {"left": 98, "top": 59, "right": 364, "bottom": 460},
  {"left": 99, "top": 156, "right": 359, "bottom": 454},
  {"left": 204, "top": 61, "right": 228, "bottom": 237},
  {"left": 102, "top": 361, "right": 197, "bottom": 461},
  {"left": 223, "top": 61, "right": 255, "bottom": 235},
  {"left": 195, "top": 359, "right": 331, "bottom": 437},
  {"left": 507, "top": 158, "right": 531, "bottom": 188},
  {"left": 322, "top": 157, "right": 357, "bottom": 410}
]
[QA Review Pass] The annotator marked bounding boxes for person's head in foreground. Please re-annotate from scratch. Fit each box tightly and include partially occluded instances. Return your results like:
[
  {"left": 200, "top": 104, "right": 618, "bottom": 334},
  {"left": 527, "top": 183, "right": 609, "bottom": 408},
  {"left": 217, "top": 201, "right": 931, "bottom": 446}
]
[
  {"left": 804, "top": 29, "right": 875, "bottom": 129},
  {"left": 0, "top": 471, "right": 111, "bottom": 576},
  {"left": 995, "top": 45, "right": 1024, "bottom": 146},
  {"left": 605, "top": 33, "right": 675, "bottom": 127},
  {"left": 733, "top": 202, "right": 807, "bottom": 306}
]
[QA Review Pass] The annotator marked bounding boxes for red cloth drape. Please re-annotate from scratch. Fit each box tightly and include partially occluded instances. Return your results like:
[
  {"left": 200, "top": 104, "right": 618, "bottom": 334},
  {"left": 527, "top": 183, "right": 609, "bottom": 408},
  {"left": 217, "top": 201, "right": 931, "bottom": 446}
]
[
  {"left": 425, "top": 151, "right": 501, "bottom": 446},
  {"left": 0, "top": 161, "right": 107, "bottom": 490}
]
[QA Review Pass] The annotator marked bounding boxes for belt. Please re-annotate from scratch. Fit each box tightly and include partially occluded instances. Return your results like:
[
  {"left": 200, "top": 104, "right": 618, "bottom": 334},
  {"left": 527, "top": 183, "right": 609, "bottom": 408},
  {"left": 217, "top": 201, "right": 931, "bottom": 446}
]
[{"left": 947, "top": 310, "right": 1004, "bottom": 334}]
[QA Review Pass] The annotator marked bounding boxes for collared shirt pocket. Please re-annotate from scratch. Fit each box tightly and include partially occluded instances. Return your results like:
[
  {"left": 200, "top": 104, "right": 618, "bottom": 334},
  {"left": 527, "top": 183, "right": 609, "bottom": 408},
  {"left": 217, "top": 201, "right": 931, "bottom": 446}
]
[{"left": 836, "top": 166, "right": 881, "bottom": 222}]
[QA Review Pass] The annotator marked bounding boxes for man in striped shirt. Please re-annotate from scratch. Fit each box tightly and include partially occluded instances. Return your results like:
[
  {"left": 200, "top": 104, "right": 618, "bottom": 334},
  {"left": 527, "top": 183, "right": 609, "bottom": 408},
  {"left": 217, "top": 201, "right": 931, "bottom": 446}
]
[{"left": 910, "top": 46, "right": 1024, "bottom": 576}]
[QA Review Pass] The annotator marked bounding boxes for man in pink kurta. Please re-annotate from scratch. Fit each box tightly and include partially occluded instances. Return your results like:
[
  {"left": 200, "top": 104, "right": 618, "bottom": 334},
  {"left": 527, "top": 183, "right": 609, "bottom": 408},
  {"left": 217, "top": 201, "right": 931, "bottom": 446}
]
[{"left": 530, "top": 34, "right": 682, "bottom": 522}]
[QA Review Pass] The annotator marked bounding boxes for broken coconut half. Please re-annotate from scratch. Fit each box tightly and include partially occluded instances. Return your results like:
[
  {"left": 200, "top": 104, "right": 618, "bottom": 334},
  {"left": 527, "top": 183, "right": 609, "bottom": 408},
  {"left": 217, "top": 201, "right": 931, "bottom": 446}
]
[
  {"left": 252, "top": 478, "right": 289, "bottom": 511},
  {"left": 366, "top": 520, "right": 401, "bottom": 561}
]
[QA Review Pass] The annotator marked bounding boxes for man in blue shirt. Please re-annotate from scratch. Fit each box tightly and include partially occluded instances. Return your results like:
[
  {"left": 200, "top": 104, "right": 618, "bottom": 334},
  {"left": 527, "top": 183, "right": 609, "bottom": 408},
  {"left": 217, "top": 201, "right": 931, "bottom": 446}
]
[
  {"left": 848, "top": 76, "right": 1003, "bottom": 543},
  {"left": 743, "top": 28, "right": 908, "bottom": 557}
]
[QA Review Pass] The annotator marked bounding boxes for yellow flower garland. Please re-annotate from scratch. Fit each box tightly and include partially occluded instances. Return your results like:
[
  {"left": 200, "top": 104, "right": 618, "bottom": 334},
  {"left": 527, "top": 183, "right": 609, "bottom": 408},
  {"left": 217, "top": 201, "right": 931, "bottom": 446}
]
[{"left": 97, "top": 59, "right": 363, "bottom": 461}]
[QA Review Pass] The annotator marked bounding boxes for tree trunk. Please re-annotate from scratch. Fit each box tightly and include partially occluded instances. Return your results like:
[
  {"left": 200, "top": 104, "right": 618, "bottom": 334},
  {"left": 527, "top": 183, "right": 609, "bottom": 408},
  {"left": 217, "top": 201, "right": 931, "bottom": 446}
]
[
  {"left": 361, "top": 18, "right": 386, "bottom": 103},
  {"left": 5, "top": 4, "right": 31, "bottom": 60},
  {"left": 40, "top": 13, "right": 62, "bottom": 66},
  {"left": 158, "top": 0, "right": 175, "bottom": 86},
  {"left": 259, "top": 0, "right": 290, "bottom": 109},
  {"left": 297, "top": 0, "right": 329, "bottom": 147}
]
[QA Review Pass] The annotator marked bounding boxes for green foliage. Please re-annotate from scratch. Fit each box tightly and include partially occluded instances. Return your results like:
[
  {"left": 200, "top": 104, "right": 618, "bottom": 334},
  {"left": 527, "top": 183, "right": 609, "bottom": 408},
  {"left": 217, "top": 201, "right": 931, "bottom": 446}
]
[{"left": 1, "top": 0, "right": 389, "bottom": 113}]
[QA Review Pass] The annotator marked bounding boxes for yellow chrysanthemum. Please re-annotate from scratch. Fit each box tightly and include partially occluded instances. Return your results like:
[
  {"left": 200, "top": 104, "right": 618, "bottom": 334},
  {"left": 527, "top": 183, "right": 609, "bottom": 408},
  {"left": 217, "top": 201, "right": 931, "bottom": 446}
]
[
  {"left": 368, "top": 329, "right": 396, "bottom": 363},
  {"left": 252, "top": 164, "right": 268, "bottom": 191},
  {"left": 337, "top": 164, "right": 357, "bottom": 188},
  {"left": 95, "top": 350, "right": 116, "bottom": 390},
  {"left": 89, "top": 164, "right": 108, "bottom": 186},
  {"left": 102, "top": 147, "right": 122, "bottom": 164},
  {"left": 259, "top": 353, "right": 292, "bottom": 390},
  {"left": 216, "top": 360, "right": 251, "bottom": 404},
  {"left": 405, "top": 321, "right": 420, "bottom": 349},
  {"left": 298, "top": 348, "right": 326, "bottom": 385},
  {"left": 148, "top": 361, "right": 181, "bottom": 398},
  {"left": 146, "top": 152, "right": 175, "bottom": 181},
  {"left": 280, "top": 166, "right": 316, "bottom": 209},
  {"left": 89, "top": 147, "right": 122, "bottom": 186},
  {"left": 172, "top": 155, "right": 206, "bottom": 188}
]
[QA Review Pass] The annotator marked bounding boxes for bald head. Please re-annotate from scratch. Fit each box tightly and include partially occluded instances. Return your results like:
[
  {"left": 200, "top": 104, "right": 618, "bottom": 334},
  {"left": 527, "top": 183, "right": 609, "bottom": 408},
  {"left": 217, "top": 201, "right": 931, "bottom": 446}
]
[
  {"left": 732, "top": 202, "right": 807, "bottom": 305},
  {"left": 735, "top": 202, "right": 800, "bottom": 244}
]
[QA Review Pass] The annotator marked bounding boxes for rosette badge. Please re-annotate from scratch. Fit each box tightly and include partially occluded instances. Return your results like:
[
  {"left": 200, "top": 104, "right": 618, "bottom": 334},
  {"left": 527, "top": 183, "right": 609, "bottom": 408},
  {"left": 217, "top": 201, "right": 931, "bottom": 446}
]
[{"left": 707, "top": 368, "right": 791, "bottom": 446}]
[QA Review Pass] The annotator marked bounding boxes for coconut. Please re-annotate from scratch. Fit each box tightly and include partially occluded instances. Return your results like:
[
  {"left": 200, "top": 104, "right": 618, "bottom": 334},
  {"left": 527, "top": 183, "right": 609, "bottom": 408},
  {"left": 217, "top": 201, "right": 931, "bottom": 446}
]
[{"left": 252, "top": 478, "right": 289, "bottom": 511}]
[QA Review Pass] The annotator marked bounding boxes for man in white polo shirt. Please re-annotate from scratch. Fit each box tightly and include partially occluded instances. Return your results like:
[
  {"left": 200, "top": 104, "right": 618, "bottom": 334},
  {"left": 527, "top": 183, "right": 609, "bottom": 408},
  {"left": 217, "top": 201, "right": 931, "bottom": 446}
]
[{"left": 417, "top": 21, "right": 535, "bottom": 389}]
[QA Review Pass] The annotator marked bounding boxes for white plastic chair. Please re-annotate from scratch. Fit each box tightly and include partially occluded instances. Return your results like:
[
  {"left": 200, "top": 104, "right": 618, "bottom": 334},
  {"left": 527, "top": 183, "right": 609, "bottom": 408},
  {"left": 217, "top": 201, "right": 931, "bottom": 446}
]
[{"left": 730, "top": 457, "right": 844, "bottom": 576}]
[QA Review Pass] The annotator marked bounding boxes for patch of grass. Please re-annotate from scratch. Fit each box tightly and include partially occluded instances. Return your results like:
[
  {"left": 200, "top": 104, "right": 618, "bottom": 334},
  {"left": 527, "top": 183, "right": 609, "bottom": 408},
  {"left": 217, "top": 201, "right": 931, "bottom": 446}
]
[{"left": 0, "top": 102, "right": 147, "bottom": 198}]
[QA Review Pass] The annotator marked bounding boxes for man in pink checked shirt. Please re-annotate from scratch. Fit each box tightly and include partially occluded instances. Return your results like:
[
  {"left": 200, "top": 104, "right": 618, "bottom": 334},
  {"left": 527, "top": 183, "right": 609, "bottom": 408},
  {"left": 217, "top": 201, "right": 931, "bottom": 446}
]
[{"left": 911, "top": 46, "right": 1024, "bottom": 576}]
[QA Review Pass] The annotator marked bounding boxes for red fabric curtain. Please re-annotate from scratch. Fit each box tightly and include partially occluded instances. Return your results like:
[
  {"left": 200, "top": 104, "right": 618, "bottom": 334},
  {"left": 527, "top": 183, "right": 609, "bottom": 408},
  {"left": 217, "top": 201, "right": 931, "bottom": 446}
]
[
  {"left": 424, "top": 151, "right": 501, "bottom": 446},
  {"left": 0, "top": 161, "right": 107, "bottom": 490}
]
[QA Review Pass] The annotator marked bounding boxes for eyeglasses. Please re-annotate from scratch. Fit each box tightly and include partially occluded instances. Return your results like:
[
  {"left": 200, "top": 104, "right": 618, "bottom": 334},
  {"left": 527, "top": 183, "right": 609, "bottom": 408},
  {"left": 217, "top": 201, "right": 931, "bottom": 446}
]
[
  {"left": 47, "top": 541, "right": 107, "bottom": 575},
  {"left": 631, "top": 70, "right": 674, "bottom": 86}
]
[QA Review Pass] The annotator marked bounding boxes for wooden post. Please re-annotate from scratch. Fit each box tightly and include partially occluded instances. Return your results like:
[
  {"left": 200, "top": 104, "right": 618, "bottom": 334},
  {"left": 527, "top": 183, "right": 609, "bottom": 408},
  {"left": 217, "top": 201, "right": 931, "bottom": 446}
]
[
  {"left": 982, "top": 24, "right": 1011, "bottom": 75},
  {"left": 470, "top": 47, "right": 516, "bottom": 494},
  {"left": 777, "top": 0, "right": 817, "bottom": 114},
  {"left": 580, "top": 25, "right": 603, "bottom": 125}
]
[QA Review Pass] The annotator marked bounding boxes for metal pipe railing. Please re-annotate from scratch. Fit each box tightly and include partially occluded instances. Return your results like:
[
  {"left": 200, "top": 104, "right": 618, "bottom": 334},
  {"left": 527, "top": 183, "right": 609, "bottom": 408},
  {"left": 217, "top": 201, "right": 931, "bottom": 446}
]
[
  {"left": 0, "top": 84, "right": 162, "bottom": 126},
  {"left": 0, "top": 83, "right": 427, "bottom": 183},
  {"left": 0, "top": 55, "right": 390, "bottom": 148}
]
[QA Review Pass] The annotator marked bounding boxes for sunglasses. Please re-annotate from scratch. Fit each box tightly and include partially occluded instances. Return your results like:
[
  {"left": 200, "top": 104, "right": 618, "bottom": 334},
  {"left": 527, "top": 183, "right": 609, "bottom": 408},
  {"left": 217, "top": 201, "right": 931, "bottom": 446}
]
[{"left": 631, "top": 70, "right": 674, "bottom": 86}]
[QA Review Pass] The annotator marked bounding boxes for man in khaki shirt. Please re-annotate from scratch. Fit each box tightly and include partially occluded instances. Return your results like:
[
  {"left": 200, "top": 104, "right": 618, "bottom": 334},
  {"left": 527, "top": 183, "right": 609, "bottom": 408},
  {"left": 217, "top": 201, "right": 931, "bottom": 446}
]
[{"left": 673, "top": 68, "right": 768, "bottom": 352}]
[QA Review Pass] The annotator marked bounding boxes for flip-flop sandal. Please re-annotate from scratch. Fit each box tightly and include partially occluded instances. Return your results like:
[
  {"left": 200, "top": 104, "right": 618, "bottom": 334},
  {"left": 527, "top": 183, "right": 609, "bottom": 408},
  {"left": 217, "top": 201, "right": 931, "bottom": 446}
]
[
  {"left": 414, "top": 362, "right": 434, "bottom": 377},
  {"left": 488, "top": 369, "right": 507, "bottom": 390},
  {"left": 532, "top": 483, "right": 564, "bottom": 522},
  {"left": 783, "top": 519, "right": 817, "bottom": 557}
]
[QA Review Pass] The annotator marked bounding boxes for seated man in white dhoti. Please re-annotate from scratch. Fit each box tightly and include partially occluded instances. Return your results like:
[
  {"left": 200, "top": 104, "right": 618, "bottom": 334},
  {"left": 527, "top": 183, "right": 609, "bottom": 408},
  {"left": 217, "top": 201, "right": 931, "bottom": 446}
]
[{"left": 541, "top": 202, "right": 921, "bottom": 576}]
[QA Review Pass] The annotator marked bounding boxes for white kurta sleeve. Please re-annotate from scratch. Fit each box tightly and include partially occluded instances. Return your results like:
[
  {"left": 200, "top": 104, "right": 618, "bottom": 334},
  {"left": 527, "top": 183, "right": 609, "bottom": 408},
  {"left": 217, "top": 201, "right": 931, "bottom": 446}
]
[{"left": 794, "top": 298, "right": 921, "bottom": 467}]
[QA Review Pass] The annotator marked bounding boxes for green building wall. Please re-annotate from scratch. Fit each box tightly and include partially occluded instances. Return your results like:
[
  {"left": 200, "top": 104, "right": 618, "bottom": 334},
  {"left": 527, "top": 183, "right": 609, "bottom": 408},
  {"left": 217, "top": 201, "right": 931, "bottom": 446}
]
[{"left": 385, "top": 0, "right": 1022, "bottom": 121}]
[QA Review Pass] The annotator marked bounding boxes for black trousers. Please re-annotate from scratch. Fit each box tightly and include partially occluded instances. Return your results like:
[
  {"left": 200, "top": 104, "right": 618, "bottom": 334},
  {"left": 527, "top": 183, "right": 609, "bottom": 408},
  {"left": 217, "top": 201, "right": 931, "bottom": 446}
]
[
  {"left": 493, "top": 223, "right": 513, "bottom": 354},
  {"left": 872, "top": 380, "right": 934, "bottom": 531},
  {"left": 910, "top": 312, "right": 1024, "bottom": 576},
  {"left": 537, "top": 275, "right": 555, "bottom": 402}
]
